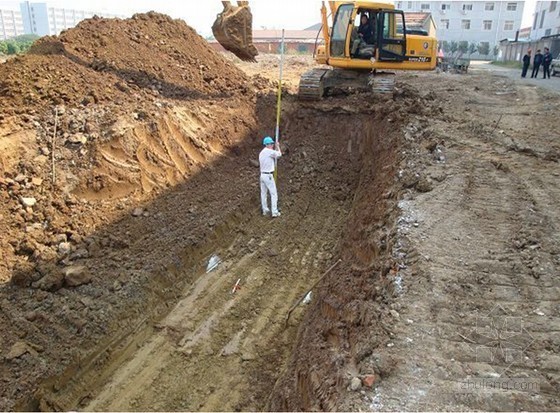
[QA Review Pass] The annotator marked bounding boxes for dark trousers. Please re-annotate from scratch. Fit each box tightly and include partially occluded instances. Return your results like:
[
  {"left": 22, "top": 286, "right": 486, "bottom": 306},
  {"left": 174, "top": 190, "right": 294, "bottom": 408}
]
[
  {"left": 531, "top": 63, "right": 541, "bottom": 78},
  {"left": 543, "top": 64, "right": 551, "bottom": 78},
  {"left": 521, "top": 63, "right": 530, "bottom": 77}
]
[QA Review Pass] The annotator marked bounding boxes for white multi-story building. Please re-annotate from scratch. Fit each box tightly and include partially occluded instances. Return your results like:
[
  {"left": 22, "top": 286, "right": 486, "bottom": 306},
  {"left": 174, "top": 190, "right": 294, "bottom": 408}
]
[
  {"left": 531, "top": 1, "right": 560, "bottom": 38},
  {"left": 0, "top": 9, "right": 25, "bottom": 40},
  {"left": 395, "top": 1, "right": 525, "bottom": 53},
  {"left": 19, "top": 2, "right": 125, "bottom": 37}
]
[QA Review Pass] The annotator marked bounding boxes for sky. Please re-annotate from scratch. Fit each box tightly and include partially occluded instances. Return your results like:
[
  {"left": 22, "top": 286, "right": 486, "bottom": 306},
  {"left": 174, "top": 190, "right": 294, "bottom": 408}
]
[{"left": 0, "top": 0, "right": 539, "bottom": 36}]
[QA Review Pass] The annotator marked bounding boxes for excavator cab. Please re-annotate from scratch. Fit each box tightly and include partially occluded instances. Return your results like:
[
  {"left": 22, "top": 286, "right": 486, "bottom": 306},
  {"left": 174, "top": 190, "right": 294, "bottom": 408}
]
[
  {"left": 330, "top": 4, "right": 407, "bottom": 64},
  {"left": 212, "top": 1, "right": 258, "bottom": 62}
]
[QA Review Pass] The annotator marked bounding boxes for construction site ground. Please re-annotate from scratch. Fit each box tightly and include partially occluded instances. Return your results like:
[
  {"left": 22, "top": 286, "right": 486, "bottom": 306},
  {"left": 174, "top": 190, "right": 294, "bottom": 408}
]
[{"left": 1, "top": 15, "right": 560, "bottom": 411}]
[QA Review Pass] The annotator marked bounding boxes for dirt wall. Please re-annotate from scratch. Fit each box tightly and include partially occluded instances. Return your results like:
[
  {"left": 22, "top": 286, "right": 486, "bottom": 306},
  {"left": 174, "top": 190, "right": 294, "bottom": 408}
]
[{"left": 269, "top": 86, "right": 443, "bottom": 411}]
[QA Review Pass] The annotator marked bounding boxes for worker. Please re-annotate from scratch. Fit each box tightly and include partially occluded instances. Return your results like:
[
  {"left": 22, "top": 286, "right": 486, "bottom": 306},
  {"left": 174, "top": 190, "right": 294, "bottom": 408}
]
[
  {"left": 521, "top": 49, "right": 531, "bottom": 78},
  {"left": 542, "top": 47, "right": 552, "bottom": 79},
  {"left": 531, "top": 49, "right": 543, "bottom": 78},
  {"left": 358, "top": 14, "right": 374, "bottom": 44},
  {"left": 352, "top": 14, "right": 375, "bottom": 57},
  {"left": 259, "top": 136, "right": 282, "bottom": 217}
]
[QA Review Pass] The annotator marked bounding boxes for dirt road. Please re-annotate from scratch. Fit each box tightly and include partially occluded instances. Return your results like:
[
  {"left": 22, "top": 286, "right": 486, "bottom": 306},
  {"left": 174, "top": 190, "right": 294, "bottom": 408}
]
[
  {"left": 357, "top": 71, "right": 560, "bottom": 411},
  {"left": 472, "top": 60, "right": 560, "bottom": 93}
]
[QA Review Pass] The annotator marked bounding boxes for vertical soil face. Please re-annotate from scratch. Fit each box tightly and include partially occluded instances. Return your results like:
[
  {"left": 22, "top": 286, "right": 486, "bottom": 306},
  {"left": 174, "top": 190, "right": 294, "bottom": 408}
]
[{"left": 269, "top": 112, "right": 403, "bottom": 412}]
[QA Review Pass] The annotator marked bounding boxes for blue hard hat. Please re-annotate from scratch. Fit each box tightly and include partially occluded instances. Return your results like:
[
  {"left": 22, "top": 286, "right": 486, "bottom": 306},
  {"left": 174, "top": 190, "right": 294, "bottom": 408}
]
[{"left": 263, "top": 136, "right": 274, "bottom": 146}]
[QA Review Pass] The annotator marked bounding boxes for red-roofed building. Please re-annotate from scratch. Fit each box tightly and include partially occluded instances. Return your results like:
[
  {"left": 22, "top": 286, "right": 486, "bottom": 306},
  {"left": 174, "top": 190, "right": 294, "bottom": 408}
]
[{"left": 403, "top": 12, "right": 436, "bottom": 35}]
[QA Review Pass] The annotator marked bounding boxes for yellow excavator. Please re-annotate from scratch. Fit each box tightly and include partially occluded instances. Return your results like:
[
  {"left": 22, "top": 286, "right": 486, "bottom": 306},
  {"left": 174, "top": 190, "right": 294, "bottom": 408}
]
[
  {"left": 300, "top": 1, "right": 437, "bottom": 99},
  {"left": 212, "top": 1, "right": 437, "bottom": 98}
]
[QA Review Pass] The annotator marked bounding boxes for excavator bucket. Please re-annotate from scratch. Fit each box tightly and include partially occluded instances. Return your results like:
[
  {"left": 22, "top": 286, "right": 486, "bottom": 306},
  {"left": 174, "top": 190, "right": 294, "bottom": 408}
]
[{"left": 212, "top": 1, "right": 258, "bottom": 62}]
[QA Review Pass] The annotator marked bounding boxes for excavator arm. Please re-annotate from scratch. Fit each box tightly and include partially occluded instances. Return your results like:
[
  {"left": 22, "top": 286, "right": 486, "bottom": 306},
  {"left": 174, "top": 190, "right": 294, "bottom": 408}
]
[{"left": 212, "top": 1, "right": 258, "bottom": 62}]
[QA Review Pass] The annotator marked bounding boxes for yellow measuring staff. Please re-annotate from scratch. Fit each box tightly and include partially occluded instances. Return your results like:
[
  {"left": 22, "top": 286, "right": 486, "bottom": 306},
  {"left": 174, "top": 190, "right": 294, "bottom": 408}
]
[{"left": 274, "top": 29, "right": 285, "bottom": 183}]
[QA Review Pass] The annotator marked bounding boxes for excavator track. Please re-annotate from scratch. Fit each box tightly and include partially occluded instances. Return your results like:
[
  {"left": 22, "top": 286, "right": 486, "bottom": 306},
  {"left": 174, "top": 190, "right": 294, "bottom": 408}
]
[
  {"left": 298, "top": 68, "right": 395, "bottom": 100},
  {"left": 369, "top": 73, "right": 395, "bottom": 94},
  {"left": 298, "top": 68, "right": 329, "bottom": 100}
]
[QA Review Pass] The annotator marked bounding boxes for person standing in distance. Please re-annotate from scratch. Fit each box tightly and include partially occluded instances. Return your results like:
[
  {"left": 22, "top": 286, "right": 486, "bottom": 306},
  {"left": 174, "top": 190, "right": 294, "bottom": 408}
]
[
  {"left": 542, "top": 47, "right": 553, "bottom": 79},
  {"left": 521, "top": 49, "right": 531, "bottom": 78},
  {"left": 531, "top": 49, "right": 543, "bottom": 78},
  {"left": 259, "top": 136, "right": 282, "bottom": 217}
]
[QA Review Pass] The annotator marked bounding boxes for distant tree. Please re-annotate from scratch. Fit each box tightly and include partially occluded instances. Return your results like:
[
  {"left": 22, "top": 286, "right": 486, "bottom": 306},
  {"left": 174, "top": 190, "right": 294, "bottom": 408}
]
[
  {"left": 297, "top": 43, "right": 308, "bottom": 54},
  {"left": 492, "top": 45, "right": 500, "bottom": 59},
  {"left": 6, "top": 42, "right": 19, "bottom": 55},
  {"left": 0, "top": 34, "right": 39, "bottom": 55},
  {"left": 449, "top": 41, "right": 459, "bottom": 56},
  {"left": 13, "top": 34, "right": 40, "bottom": 43},
  {"left": 458, "top": 41, "right": 469, "bottom": 56},
  {"left": 477, "top": 42, "right": 490, "bottom": 56},
  {"left": 468, "top": 42, "right": 477, "bottom": 56},
  {"left": 441, "top": 40, "right": 450, "bottom": 53}
]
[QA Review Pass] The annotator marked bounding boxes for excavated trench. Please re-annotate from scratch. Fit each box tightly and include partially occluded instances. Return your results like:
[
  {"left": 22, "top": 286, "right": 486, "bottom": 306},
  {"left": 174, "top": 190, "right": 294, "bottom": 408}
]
[{"left": 14, "top": 96, "right": 403, "bottom": 412}]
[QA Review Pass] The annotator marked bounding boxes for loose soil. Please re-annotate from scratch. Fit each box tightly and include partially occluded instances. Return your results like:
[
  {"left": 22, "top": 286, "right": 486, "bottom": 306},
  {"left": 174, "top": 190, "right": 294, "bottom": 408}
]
[{"left": 1, "top": 14, "right": 560, "bottom": 412}]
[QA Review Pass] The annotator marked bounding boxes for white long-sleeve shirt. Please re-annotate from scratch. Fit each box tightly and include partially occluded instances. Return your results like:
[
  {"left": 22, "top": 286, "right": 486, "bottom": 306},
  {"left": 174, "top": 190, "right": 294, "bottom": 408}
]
[{"left": 259, "top": 148, "right": 282, "bottom": 173}]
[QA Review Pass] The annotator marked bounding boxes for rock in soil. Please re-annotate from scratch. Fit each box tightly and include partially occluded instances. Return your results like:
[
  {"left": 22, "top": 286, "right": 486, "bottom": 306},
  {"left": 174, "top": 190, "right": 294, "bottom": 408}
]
[
  {"left": 6, "top": 341, "right": 37, "bottom": 360},
  {"left": 349, "top": 377, "right": 362, "bottom": 391},
  {"left": 362, "top": 374, "right": 376, "bottom": 388},
  {"left": 63, "top": 265, "right": 92, "bottom": 287},
  {"left": 20, "top": 197, "right": 37, "bottom": 208},
  {"left": 32, "top": 271, "right": 65, "bottom": 292}
]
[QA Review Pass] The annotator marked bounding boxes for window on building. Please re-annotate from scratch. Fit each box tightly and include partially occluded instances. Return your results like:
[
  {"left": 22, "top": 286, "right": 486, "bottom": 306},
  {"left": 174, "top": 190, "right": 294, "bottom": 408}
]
[
  {"left": 551, "top": 1, "right": 557, "bottom": 11},
  {"left": 408, "top": 1, "right": 413, "bottom": 9},
  {"left": 441, "top": 3, "right": 451, "bottom": 10},
  {"left": 504, "top": 20, "right": 514, "bottom": 30},
  {"left": 483, "top": 20, "right": 493, "bottom": 30},
  {"left": 540, "top": 10, "right": 546, "bottom": 28},
  {"left": 506, "top": 2, "right": 517, "bottom": 11},
  {"left": 545, "top": 28, "right": 552, "bottom": 35},
  {"left": 533, "top": 13, "right": 538, "bottom": 29},
  {"left": 441, "top": 19, "right": 450, "bottom": 29},
  {"left": 463, "top": 3, "right": 473, "bottom": 11},
  {"left": 396, "top": 1, "right": 402, "bottom": 8},
  {"left": 462, "top": 19, "right": 471, "bottom": 29},
  {"left": 421, "top": 3, "right": 430, "bottom": 10},
  {"left": 485, "top": 2, "right": 495, "bottom": 10}
]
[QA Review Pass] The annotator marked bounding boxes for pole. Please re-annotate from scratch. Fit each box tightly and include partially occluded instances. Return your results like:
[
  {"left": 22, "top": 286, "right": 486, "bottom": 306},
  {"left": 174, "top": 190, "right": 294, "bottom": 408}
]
[
  {"left": 51, "top": 107, "right": 58, "bottom": 185},
  {"left": 274, "top": 29, "right": 285, "bottom": 182}
]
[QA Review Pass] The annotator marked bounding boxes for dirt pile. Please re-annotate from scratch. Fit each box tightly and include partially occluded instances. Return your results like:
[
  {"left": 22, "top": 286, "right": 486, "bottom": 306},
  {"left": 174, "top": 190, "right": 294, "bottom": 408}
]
[
  {"left": 1, "top": 12, "right": 250, "bottom": 122},
  {"left": 0, "top": 12, "right": 271, "bottom": 283}
]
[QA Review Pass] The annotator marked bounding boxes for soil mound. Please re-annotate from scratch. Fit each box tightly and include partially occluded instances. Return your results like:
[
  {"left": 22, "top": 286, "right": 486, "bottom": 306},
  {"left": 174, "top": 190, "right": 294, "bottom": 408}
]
[
  {"left": 0, "top": 12, "right": 250, "bottom": 122},
  {"left": 56, "top": 12, "right": 248, "bottom": 97},
  {"left": 0, "top": 13, "right": 266, "bottom": 284}
]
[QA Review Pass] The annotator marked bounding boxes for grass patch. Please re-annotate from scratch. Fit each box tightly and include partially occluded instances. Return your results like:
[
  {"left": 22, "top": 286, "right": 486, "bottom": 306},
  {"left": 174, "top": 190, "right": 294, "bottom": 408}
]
[{"left": 491, "top": 60, "right": 522, "bottom": 69}]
